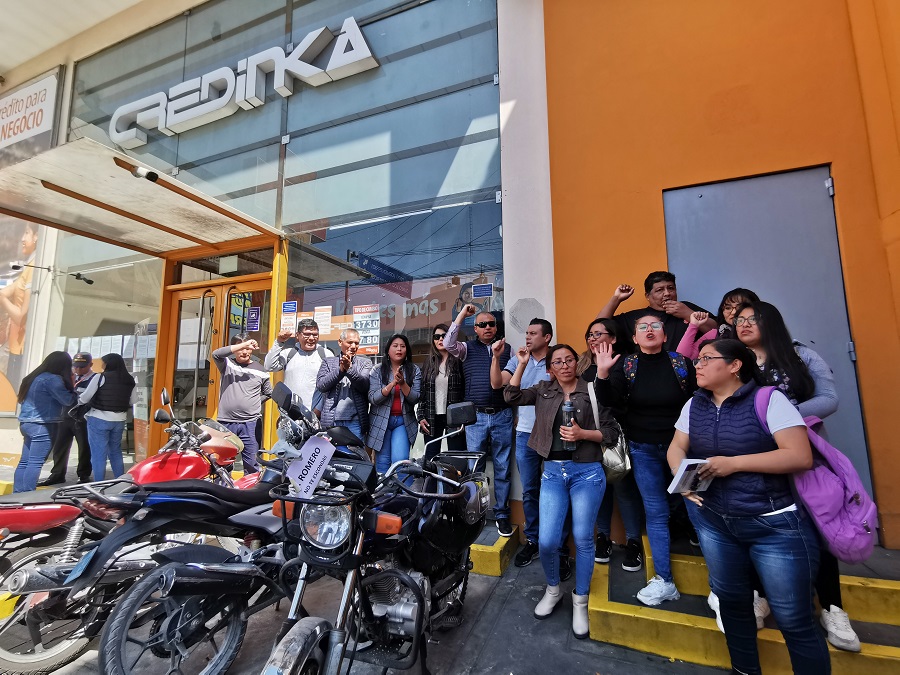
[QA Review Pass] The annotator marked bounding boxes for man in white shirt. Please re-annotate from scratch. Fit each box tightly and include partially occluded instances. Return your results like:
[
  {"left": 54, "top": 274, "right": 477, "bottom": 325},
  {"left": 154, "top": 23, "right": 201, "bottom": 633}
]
[{"left": 264, "top": 318, "right": 333, "bottom": 413}]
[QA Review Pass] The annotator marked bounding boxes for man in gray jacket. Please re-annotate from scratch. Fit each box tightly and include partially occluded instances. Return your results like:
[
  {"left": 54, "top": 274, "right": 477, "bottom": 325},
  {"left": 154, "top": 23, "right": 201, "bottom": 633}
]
[
  {"left": 316, "top": 328, "right": 372, "bottom": 441},
  {"left": 213, "top": 334, "right": 273, "bottom": 473}
]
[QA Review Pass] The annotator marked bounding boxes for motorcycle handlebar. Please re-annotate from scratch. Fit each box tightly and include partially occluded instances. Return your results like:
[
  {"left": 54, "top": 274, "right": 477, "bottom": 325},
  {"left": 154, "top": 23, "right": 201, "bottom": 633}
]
[{"left": 383, "top": 460, "right": 468, "bottom": 501}]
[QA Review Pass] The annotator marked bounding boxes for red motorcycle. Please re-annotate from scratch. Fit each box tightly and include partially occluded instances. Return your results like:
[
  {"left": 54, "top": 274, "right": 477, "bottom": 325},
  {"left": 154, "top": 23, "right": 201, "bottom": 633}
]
[{"left": 0, "top": 389, "right": 257, "bottom": 564}]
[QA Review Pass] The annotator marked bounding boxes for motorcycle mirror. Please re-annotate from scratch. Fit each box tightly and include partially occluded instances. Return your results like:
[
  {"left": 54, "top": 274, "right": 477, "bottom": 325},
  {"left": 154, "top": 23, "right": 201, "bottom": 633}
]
[
  {"left": 160, "top": 388, "right": 170, "bottom": 406},
  {"left": 153, "top": 408, "right": 171, "bottom": 424},
  {"left": 272, "top": 382, "right": 316, "bottom": 424}
]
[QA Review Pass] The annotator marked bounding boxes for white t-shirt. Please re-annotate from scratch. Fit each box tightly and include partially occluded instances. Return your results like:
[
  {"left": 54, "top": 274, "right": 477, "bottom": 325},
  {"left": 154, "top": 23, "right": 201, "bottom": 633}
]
[
  {"left": 434, "top": 363, "right": 449, "bottom": 415},
  {"left": 674, "top": 389, "right": 804, "bottom": 436}
]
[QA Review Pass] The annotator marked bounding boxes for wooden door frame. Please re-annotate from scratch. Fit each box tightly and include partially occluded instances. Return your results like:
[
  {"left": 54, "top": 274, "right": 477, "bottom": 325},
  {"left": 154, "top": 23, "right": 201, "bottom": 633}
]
[{"left": 148, "top": 274, "right": 273, "bottom": 455}]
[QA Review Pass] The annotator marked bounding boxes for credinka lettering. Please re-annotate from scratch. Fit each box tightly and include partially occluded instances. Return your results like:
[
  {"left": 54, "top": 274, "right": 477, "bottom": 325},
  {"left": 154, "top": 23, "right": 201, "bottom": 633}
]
[{"left": 109, "top": 16, "right": 377, "bottom": 149}]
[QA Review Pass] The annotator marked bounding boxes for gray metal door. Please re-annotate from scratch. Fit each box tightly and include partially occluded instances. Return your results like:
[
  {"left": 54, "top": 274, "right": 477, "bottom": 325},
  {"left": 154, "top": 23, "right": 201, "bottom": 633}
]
[{"left": 664, "top": 166, "right": 872, "bottom": 494}]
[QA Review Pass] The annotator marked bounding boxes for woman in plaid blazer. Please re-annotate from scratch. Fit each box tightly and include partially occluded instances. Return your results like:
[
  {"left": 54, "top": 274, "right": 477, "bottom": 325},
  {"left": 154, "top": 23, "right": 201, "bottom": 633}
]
[{"left": 368, "top": 334, "right": 422, "bottom": 474}]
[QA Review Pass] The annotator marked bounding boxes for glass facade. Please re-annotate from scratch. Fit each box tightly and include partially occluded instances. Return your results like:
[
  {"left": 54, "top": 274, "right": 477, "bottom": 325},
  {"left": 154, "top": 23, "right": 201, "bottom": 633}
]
[{"left": 69, "top": 0, "right": 503, "bottom": 360}]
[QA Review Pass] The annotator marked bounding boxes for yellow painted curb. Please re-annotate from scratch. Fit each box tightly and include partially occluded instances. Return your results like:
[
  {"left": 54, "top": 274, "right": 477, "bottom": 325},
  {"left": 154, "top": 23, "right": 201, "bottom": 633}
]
[
  {"left": 589, "top": 561, "right": 900, "bottom": 674},
  {"left": 643, "top": 535, "right": 900, "bottom": 626},
  {"left": 470, "top": 524, "right": 518, "bottom": 577},
  {"left": 0, "top": 481, "right": 11, "bottom": 496}
]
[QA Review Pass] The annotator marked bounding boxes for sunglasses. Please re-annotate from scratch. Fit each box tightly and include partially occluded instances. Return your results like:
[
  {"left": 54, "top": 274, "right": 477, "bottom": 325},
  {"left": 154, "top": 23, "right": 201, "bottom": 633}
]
[
  {"left": 433, "top": 333, "right": 446, "bottom": 340},
  {"left": 474, "top": 321, "right": 496, "bottom": 328}
]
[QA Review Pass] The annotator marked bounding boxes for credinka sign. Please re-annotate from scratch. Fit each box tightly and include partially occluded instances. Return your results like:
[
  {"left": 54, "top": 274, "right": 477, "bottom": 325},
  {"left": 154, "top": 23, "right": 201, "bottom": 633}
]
[{"left": 109, "top": 17, "right": 377, "bottom": 149}]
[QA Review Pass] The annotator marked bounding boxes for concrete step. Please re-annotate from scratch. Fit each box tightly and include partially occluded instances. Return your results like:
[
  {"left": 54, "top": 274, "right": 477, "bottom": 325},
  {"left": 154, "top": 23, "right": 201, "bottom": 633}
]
[
  {"left": 586, "top": 537, "right": 900, "bottom": 673},
  {"left": 470, "top": 521, "right": 518, "bottom": 576},
  {"left": 643, "top": 535, "right": 900, "bottom": 626}
]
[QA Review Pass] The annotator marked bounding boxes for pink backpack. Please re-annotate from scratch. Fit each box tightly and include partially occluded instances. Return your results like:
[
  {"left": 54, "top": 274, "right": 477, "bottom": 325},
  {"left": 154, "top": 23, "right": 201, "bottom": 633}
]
[{"left": 754, "top": 386, "right": 878, "bottom": 564}]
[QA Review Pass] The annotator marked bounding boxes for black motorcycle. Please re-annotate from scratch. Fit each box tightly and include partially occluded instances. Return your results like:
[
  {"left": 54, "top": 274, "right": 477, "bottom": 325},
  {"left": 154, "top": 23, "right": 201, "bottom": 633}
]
[
  {"left": 95, "top": 383, "right": 373, "bottom": 675},
  {"left": 261, "top": 399, "right": 488, "bottom": 675}
]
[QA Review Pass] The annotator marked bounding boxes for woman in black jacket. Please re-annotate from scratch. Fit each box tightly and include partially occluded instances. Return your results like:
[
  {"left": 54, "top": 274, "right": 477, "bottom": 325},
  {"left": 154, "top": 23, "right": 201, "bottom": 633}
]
[{"left": 417, "top": 324, "right": 465, "bottom": 460}]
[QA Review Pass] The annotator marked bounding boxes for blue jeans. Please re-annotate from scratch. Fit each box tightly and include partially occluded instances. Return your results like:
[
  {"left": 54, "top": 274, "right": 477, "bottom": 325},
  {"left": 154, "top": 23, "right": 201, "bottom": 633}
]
[
  {"left": 86, "top": 417, "right": 126, "bottom": 481},
  {"left": 221, "top": 419, "right": 260, "bottom": 473},
  {"left": 516, "top": 431, "right": 570, "bottom": 552},
  {"left": 596, "top": 470, "right": 644, "bottom": 541},
  {"left": 538, "top": 460, "right": 605, "bottom": 595},
  {"left": 335, "top": 419, "right": 363, "bottom": 444},
  {"left": 629, "top": 441, "right": 673, "bottom": 581},
  {"left": 688, "top": 502, "right": 829, "bottom": 675},
  {"left": 466, "top": 408, "right": 512, "bottom": 519},
  {"left": 14, "top": 422, "right": 58, "bottom": 493},
  {"left": 375, "top": 415, "right": 410, "bottom": 474}
]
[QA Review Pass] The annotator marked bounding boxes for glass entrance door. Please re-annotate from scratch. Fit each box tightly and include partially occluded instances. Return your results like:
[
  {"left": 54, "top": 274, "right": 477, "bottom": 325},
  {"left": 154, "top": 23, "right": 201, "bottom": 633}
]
[{"left": 166, "top": 280, "right": 272, "bottom": 425}]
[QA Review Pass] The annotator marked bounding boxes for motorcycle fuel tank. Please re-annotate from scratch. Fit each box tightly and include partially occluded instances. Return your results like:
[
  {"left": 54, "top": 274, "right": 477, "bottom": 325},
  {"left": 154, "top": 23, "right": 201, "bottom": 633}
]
[{"left": 128, "top": 451, "right": 211, "bottom": 483}]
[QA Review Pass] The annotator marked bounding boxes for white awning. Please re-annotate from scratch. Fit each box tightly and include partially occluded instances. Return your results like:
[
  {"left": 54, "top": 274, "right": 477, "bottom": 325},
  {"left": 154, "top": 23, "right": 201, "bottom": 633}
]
[{"left": 0, "top": 137, "right": 281, "bottom": 256}]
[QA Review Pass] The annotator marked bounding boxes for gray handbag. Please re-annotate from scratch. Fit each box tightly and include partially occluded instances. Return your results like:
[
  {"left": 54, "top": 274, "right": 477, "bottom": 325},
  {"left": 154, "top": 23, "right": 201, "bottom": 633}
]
[{"left": 587, "top": 383, "right": 631, "bottom": 482}]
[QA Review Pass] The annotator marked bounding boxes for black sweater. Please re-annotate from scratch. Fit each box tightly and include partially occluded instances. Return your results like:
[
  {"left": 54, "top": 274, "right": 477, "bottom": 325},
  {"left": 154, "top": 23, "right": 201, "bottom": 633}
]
[{"left": 596, "top": 350, "right": 695, "bottom": 445}]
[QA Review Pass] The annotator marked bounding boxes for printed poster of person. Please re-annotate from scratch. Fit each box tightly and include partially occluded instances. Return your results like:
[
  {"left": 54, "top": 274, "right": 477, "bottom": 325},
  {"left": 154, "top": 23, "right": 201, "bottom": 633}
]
[{"left": 0, "top": 219, "right": 38, "bottom": 411}]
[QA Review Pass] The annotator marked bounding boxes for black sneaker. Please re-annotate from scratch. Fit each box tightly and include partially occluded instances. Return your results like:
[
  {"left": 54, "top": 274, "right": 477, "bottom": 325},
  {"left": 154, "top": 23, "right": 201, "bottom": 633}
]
[
  {"left": 37, "top": 476, "right": 65, "bottom": 487},
  {"left": 595, "top": 532, "right": 612, "bottom": 564},
  {"left": 622, "top": 538, "right": 643, "bottom": 572},
  {"left": 514, "top": 541, "right": 539, "bottom": 567},
  {"left": 496, "top": 518, "right": 513, "bottom": 538},
  {"left": 559, "top": 554, "right": 573, "bottom": 582}
]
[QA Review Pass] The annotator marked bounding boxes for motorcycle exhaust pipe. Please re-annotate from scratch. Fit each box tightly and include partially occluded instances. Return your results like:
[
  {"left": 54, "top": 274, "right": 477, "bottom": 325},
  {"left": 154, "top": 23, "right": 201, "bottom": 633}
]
[
  {"left": 8, "top": 567, "right": 65, "bottom": 594},
  {"left": 158, "top": 563, "right": 264, "bottom": 597},
  {"left": 9, "top": 559, "right": 157, "bottom": 594}
]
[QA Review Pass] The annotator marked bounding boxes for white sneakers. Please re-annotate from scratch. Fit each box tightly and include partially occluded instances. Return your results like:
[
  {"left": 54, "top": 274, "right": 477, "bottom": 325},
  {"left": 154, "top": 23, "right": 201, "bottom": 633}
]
[
  {"left": 637, "top": 575, "right": 680, "bottom": 606},
  {"left": 820, "top": 605, "right": 861, "bottom": 652},
  {"left": 708, "top": 591, "right": 770, "bottom": 633}
]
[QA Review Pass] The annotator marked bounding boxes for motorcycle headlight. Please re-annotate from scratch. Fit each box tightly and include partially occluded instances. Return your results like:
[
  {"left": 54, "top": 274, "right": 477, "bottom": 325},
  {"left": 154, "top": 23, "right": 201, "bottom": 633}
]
[{"left": 299, "top": 503, "right": 352, "bottom": 550}]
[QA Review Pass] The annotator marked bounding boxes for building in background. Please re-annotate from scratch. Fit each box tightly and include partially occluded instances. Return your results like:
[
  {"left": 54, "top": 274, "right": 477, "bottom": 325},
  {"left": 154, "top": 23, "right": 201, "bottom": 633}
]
[{"left": 2, "top": 0, "right": 900, "bottom": 550}]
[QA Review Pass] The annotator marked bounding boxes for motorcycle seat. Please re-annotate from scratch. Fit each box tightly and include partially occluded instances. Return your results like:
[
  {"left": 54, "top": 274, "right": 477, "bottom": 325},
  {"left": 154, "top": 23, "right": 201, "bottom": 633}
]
[
  {"left": 139, "top": 479, "right": 277, "bottom": 506},
  {"left": 329, "top": 426, "right": 366, "bottom": 449}
]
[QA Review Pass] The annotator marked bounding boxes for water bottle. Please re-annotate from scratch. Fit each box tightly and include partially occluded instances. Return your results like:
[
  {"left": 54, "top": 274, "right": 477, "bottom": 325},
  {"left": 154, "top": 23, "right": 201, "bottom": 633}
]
[{"left": 562, "top": 400, "right": 577, "bottom": 451}]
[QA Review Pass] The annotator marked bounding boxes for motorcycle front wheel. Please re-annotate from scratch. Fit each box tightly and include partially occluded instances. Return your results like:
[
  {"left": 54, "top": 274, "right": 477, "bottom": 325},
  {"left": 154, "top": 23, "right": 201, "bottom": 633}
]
[
  {"left": 262, "top": 616, "right": 331, "bottom": 675},
  {"left": 0, "top": 545, "right": 94, "bottom": 675},
  {"left": 99, "top": 562, "right": 247, "bottom": 675}
]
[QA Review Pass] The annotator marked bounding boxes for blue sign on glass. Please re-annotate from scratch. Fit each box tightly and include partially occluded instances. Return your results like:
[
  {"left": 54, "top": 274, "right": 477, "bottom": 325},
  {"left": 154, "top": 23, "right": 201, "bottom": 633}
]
[
  {"left": 472, "top": 283, "right": 493, "bottom": 299},
  {"left": 356, "top": 253, "right": 413, "bottom": 298},
  {"left": 247, "top": 307, "right": 260, "bottom": 332},
  {"left": 282, "top": 301, "right": 297, "bottom": 313}
]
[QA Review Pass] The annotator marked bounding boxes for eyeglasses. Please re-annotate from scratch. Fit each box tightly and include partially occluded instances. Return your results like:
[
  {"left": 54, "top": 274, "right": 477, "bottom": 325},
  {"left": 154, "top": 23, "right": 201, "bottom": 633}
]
[
  {"left": 433, "top": 333, "right": 446, "bottom": 340},
  {"left": 587, "top": 331, "right": 610, "bottom": 339},
  {"left": 733, "top": 315, "right": 759, "bottom": 327},
  {"left": 299, "top": 331, "right": 319, "bottom": 338},
  {"left": 693, "top": 355, "right": 729, "bottom": 367},
  {"left": 635, "top": 321, "right": 663, "bottom": 332},
  {"left": 550, "top": 358, "right": 577, "bottom": 368},
  {"left": 474, "top": 321, "right": 496, "bottom": 328}
]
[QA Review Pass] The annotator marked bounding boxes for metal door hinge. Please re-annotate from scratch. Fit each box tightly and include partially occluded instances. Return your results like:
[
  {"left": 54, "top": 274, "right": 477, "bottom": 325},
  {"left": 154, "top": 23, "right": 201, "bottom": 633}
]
[
  {"left": 495, "top": 190, "right": 502, "bottom": 203},
  {"left": 825, "top": 177, "right": 835, "bottom": 197},
  {"left": 281, "top": 135, "right": 291, "bottom": 145},
  {"left": 848, "top": 340, "right": 857, "bottom": 362},
  {"left": 493, "top": 73, "right": 499, "bottom": 86}
]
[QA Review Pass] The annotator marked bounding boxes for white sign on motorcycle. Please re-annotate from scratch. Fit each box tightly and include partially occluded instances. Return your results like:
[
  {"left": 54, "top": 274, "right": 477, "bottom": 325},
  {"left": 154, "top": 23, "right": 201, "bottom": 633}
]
[{"left": 286, "top": 436, "right": 337, "bottom": 496}]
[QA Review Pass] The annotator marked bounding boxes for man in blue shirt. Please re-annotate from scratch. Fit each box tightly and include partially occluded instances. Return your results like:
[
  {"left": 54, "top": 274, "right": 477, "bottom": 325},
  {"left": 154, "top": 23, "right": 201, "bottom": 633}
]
[{"left": 444, "top": 304, "right": 513, "bottom": 537}]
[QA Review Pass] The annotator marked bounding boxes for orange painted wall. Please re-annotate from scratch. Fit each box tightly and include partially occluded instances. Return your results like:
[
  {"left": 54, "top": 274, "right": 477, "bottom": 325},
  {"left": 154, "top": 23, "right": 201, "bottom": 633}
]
[{"left": 543, "top": 0, "right": 900, "bottom": 546}]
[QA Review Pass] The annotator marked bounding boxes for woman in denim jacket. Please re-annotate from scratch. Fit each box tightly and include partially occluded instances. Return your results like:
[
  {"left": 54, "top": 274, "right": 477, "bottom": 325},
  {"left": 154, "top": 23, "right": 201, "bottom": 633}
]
[
  {"left": 504, "top": 344, "right": 619, "bottom": 639},
  {"left": 14, "top": 351, "right": 76, "bottom": 492}
]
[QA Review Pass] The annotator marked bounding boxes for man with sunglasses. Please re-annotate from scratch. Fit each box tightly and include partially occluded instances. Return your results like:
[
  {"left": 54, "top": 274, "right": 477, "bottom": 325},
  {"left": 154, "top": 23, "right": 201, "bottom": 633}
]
[
  {"left": 596, "top": 271, "right": 714, "bottom": 353},
  {"left": 444, "top": 303, "right": 515, "bottom": 537}
]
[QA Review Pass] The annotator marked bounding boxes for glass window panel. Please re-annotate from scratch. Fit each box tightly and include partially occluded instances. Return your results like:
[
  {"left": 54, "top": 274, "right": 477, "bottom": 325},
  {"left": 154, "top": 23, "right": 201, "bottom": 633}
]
[
  {"left": 176, "top": 0, "right": 287, "bottom": 163},
  {"left": 287, "top": 9, "right": 498, "bottom": 132},
  {"left": 285, "top": 84, "right": 498, "bottom": 176},
  {"left": 283, "top": 138, "right": 499, "bottom": 227},
  {"left": 70, "top": 18, "right": 188, "bottom": 171},
  {"left": 290, "top": 201, "right": 503, "bottom": 359},
  {"left": 175, "top": 143, "right": 281, "bottom": 225}
]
